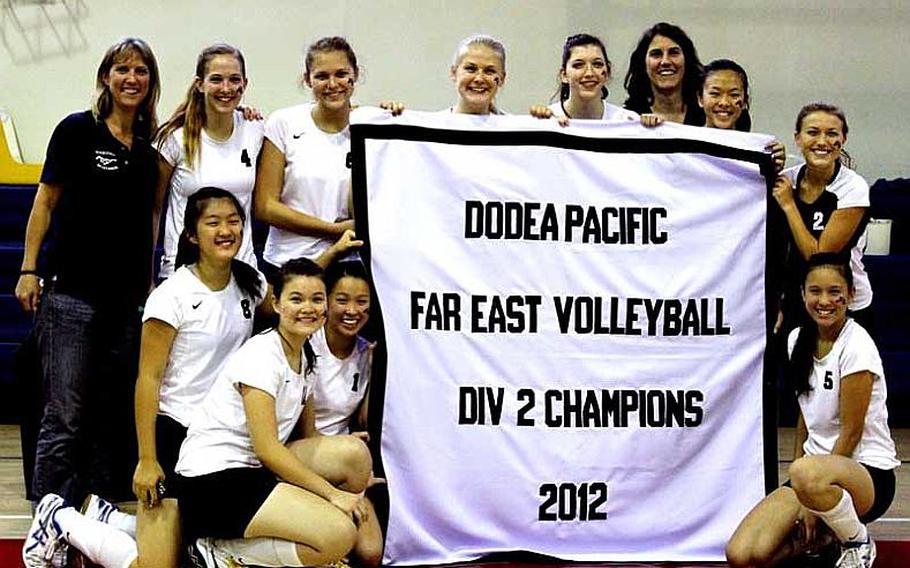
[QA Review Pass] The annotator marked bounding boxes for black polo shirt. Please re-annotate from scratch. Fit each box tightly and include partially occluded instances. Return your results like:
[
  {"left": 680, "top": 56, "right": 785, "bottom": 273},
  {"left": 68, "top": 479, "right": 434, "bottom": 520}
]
[{"left": 40, "top": 110, "right": 158, "bottom": 308}]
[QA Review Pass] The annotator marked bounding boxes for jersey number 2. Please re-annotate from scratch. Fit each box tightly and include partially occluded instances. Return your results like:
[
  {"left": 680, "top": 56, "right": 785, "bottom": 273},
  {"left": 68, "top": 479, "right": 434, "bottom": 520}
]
[{"left": 812, "top": 212, "right": 825, "bottom": 231}]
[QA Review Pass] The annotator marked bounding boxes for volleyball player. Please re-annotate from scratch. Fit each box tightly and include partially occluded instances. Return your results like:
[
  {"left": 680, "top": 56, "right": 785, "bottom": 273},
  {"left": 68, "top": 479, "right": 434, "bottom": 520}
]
[
  {"left": 774, "top": 103, "right": 874, "bottom": 336},
  {"left": 155, "top": 44, "right": 263, "bottom": 279},
  {"left": 447, "top": 34, "right": 507, "bottom": 115},
  {"left": 529, "top": 33, "right": 638, "bottom": 122},
  {"left": 175, "top": 258, "right": 375, "bottom": 567},
  {"left": 726, "top": 253, "right": 897, "bottom": 568},
  {"left": 254, "top": 37, "right": 361, "bottom": 273},
  {"left": 24, "top": 187, "right": 264, "bottom": 568}
]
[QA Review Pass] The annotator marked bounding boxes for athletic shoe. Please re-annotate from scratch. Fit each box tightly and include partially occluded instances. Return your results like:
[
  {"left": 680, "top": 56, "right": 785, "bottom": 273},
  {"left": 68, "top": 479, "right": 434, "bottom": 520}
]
[
  {"left": 835, "top": 536, "right": 877, "bottom": 568},
  {"left": 188, "top": 537, "right": 246, "bottom": 568},
  {"left": 79, "top": 493, "right": 119, "bottom": 524},
  {"left": 22, "top": 493, "right": 69, "bottom": 568}
]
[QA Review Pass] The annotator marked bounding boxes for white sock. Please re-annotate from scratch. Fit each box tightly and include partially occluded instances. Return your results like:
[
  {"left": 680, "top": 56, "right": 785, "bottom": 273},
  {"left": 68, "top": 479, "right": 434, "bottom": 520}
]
[
  {"left": 217, "top": 537, "right": 302, "bottom": 567},
  {"left": 809, "top": 489, "right": 868, "bottom": 543},
  {"left": 105, "top": 510, "right": 137, "bottom": 538},
  {"left": 56, "top": 507, "right": 138, "bottom": 568}
]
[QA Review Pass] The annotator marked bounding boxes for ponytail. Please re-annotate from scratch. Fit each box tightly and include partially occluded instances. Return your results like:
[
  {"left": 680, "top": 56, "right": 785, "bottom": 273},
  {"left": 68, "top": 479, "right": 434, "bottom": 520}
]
[
  {"left": 303, "top": 339, "right": 318, "bottom": 376},
  {"left": 230, "top": 258, "right": 262, "bottom": 302},
  {"left": 786, "top": 320, "right": 817, "bottom": 396}
]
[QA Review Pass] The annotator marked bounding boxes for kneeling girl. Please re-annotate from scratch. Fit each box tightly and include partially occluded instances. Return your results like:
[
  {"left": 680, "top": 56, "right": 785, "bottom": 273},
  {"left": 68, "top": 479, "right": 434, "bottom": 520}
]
[{"left": 175, "top": 257, "right": 372, "bottom": 566}]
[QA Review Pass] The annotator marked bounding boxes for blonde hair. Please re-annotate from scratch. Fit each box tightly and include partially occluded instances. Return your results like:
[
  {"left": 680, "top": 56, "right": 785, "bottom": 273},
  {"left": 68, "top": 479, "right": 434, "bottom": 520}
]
[
  {"left": 451, "top": 34, "right": 507, "bottom": 71},
  {"left": 156, "top": 43, "right": 247, "bottom": 169}
]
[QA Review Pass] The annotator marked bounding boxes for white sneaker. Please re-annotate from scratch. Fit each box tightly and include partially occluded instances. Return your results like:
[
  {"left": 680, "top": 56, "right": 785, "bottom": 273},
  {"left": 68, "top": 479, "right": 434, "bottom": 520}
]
[
  {"left": 79, "top": 493, "right": 118, "bottom": 524},
  {"left": 188, "top": 537, "right": 246, "bottom": 568},
  {"left": 835, "top": 536, "right": 877, "bottom": 568},
  {"left": 22, "top": 493, "right": 69, "bottom": 568}
]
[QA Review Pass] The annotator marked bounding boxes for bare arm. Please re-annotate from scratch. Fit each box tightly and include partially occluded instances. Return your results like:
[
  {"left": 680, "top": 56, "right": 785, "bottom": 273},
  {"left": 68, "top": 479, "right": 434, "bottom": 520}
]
[
  {"left": 253, "top": 140, "right": 353, "bottom": 239},
  {"left": 15, "top": 182, "right": 62, "bottom": 312},
  {"left": 132, "top": 319, "right": 178, "bottom": 507},
  {"left": 299, "top": 393, "right": 321, "bottom": 439},
  {"left": 772, "top": 176, "right": 865, "bottom": 260},
  {"left": 150, "top": 157, "right": 175, "bottom": 280},
  {"left": 832, "top": 371, "right": 873, "bottom": 457},
  {"left": 242, "top": 385, "right": 360, "bottom": 517},
  {"left": 355, "top": 384, "right": 370, "bottom": 432},
  {"left": 793, "top": 412, "right": 807, "bottom": 460},
  {"left": 314, "top": 229, "right": 363, "bottom": 268}
]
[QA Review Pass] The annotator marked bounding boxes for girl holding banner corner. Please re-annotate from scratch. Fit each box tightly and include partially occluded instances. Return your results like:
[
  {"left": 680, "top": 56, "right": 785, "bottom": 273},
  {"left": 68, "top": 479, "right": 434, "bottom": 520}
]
[
  {"left": 696, "top": 58, "right": 786, "bottom": 171},
  {"left": 774, "top": 103, "right": 874, "bottom": 335},
  {"left": 528, "top": 33, "right": 638, "bottom": 122},
  {"left": 254, "top": 37, "right": 361, "bottom": 273},
  {"left": 726, "top": 253, "right": 897, "bottom": 568}
]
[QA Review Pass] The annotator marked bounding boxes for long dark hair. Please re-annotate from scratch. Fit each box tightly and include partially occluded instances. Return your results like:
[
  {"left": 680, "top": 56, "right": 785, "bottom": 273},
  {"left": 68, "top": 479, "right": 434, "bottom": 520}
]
[
  {"left": 324, "top": 259, "right": 370, "bottom": 295},
  {"left": 175, "top": 187, "right": 262, "bottom": 301},
  {"left": 701, "top": 59, "right": 752, "bottom": 132},
  {"left": 623, "top": 22, "right": 703, "bottom": 117},
  {"left": 270, "top": 257, "right": 326, "bottom": 376},
  {"left": 787, "top": 253, "right": 854, "bottom": 396},
  {"left": 555, "top": 33, "right": 611, "bottom": 103}
]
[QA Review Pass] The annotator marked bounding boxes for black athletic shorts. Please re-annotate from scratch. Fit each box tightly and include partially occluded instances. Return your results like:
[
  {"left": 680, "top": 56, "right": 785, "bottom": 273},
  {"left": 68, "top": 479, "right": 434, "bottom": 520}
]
[
  {"left": 783, "top": 463, "right": 895, "bottom": 523},
  {"left": 176, "top": 466, "right": 279, "bottom": 540},
  {"left": 156, "top": 414, "right": 187, "bottom": 498}
]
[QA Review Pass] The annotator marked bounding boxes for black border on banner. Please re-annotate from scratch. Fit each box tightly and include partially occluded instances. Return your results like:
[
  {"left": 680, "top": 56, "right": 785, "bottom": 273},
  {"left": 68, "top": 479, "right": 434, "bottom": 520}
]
[{"left": 350, "top": 122, "right": 783, "bottom": 549}]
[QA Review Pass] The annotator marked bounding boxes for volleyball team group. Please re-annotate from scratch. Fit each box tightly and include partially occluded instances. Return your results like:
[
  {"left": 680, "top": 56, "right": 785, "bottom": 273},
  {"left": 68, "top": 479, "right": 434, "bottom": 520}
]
[{"left": 12, "top": 19, "right": 898, "bottom": 568}]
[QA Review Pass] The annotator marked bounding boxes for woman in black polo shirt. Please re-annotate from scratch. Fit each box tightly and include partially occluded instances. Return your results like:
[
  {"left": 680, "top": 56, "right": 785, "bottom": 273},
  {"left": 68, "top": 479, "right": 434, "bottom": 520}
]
[{"left": 15, "top": 38, "right": 161, "bottom": 508}]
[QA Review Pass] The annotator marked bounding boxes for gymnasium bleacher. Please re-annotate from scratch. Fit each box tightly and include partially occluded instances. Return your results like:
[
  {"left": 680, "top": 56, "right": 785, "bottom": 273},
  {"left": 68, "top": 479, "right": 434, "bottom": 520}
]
[{"left": 0, "top": 114, "right": 41, "bottom": 425}]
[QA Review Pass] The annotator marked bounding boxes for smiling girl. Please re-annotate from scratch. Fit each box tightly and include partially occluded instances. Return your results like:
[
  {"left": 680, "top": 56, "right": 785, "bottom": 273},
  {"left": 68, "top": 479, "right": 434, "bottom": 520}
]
[
  {"left": 173, "top": 257, "right": 375, "bottom": 566},
  {"left": 308, "top": 260, "right": 382, "bottom": 566},
  {"left": 726, "top": 253, "right": 897, "bottom": 568},
  {"left": 155, "top": 44, "right": 263, "bottom": 280},
  {"left": 697, "top": 59, "right": 786, "bottom": 171},
  {"left": 254, "top": 37, "right": 361, "bottom": 273},
  {"left": 774, "top": 103, "right": 874, "bottom": 335},
  {"left": 448, "top": 34, "right": 507, "bottom": 115},
  {"left": 529, "top": 33, "right": 638, "bottom": 122}
]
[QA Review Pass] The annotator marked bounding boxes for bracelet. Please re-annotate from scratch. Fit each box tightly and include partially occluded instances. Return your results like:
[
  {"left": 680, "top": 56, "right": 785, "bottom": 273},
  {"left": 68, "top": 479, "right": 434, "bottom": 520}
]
[{"left": 19, "top": 270, "right": 38, "bottom": 276}]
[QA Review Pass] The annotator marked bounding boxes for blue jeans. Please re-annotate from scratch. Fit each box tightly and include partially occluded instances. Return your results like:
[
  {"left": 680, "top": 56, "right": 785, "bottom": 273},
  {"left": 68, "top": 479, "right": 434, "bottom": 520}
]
[{"left": 32, "top": 290, "right": 141, "bottom": 504}]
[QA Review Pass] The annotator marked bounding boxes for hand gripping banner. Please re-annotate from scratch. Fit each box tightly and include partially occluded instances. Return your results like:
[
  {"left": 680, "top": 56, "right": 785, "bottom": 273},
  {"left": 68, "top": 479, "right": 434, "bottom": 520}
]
[{"left": 350, "top": 110, "right": 778, "bottom": 565}]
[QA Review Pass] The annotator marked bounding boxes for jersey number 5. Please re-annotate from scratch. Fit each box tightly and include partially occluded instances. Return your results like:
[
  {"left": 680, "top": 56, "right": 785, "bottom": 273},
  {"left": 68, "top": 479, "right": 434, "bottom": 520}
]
[{"left": 823, "top": 370, "right": 834, "bottom": 390}]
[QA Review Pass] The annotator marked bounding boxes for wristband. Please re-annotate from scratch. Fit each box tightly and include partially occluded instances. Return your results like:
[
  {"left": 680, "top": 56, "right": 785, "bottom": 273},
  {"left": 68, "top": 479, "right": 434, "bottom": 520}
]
[{"left": 19, "top": 270, "right": 38, "bottom": 276}]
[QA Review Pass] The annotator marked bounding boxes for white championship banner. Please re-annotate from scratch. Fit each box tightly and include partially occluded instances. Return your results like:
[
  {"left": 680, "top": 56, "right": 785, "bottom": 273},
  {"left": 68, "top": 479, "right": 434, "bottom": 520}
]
[{"left": 350, "top": 110, "right": 776, "bottom": 565}]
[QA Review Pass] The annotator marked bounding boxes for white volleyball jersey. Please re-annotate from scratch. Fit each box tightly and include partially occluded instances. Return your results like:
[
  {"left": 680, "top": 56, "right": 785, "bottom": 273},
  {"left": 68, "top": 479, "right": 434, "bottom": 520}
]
[
  {"left": 788, "top": 320, "right": 899, "bottom": 470},
  {"left": 158, "top": 114, "right": 264, "bottom": 279},
  {"left": 547, "top": 101, "right": 639, "bottom": 122},
  {"left": 143, "top": 265, "right": 263, "bottom": 426},
  {"left": 175, "top": 330, "right": 311, "bottom": 476},
  {"left": 262, "top": 103, "right": 351, "bottom": 264},
  {"left": 310, "top": 328, "right": 371, "bottom": 435}
]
